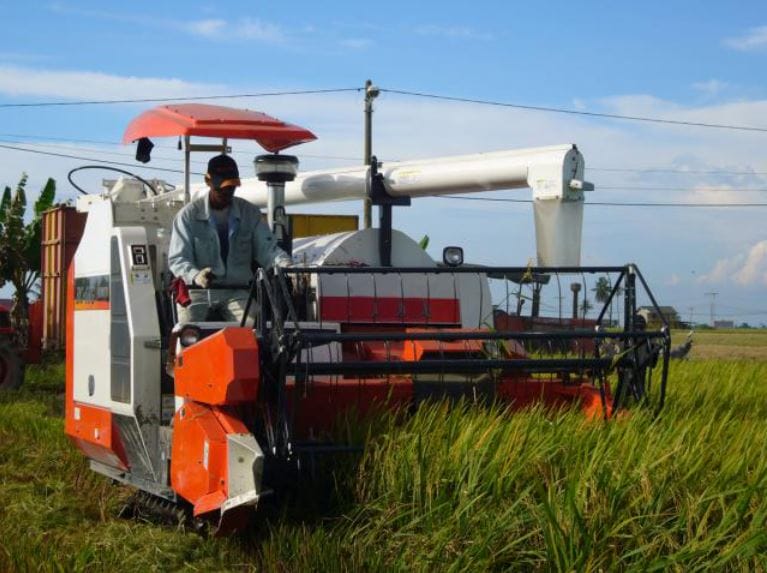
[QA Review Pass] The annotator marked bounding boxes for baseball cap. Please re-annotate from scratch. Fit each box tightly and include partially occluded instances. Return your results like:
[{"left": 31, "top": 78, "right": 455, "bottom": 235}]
[{"left": 206, "top": 154, "right": 241, "bottom": 189}]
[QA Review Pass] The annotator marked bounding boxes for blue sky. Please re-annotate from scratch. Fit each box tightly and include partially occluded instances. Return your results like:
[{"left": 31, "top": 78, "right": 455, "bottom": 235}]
[{"left": 1, "top": 1, "right": 766, "bottom": 324}]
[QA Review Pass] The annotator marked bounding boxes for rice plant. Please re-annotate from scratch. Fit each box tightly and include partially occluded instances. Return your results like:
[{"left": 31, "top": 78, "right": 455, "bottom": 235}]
[{"left": 2, "top": 357, "right": 766, "bottom": 571}]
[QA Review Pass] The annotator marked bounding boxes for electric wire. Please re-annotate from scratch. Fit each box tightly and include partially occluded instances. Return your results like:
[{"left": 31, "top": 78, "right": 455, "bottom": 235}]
[
  {"left": 598, "top": 185, "right": 767, "bottom": 192},
  {"left": 2, "top": 131, "right": 767, "bottom": 173},
  {"left": 379, "top": 88, "right": 767, "bottom": 134},
  {"left": 0, "top": 142, "right": 194, "bottom": 175},
  {"left": 0, "top": 138, "right": 210, "bottom": 166},
  {"left": 3, "top": 139, "right": 766, "bottom": 191},
  {"left": 2, "top": 142, "right": 766, "bottom": 206},
  {"left": 438, "top": 195, "right": 767, "bottom": 208},
  {"left": 1, "top": 84, "right": 766, "bottom": 133},
  {"left": 0, "top": 87, "right": 362, "bottom": 108},
  {"left": 0, "top": 133, "right": 361, "bottom": 162},
  {"left": 592, "top": 166, "right": 767, "bottom": 176},
  {"left": 21, "top": 142, "right": 761, "bottom": 191},
  {"left": 7, "top": 131, "right": 767, "bottom": 173}
]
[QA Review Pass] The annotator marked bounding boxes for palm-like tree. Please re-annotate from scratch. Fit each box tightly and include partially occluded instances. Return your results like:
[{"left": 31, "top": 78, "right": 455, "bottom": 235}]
[
  {"left": 592, "top": 276, "right": 612, "bottom": 325},
  {"left": 0, "top": 174, "right": 56, "bottom": 349}
]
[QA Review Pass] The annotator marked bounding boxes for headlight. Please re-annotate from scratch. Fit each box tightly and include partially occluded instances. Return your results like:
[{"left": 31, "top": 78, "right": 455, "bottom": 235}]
[
  {"left": 443, "top": 246, "right": 464, "bottom": 267},
  {"left": 179, "top": 325, "right": 202, "bottom": 347}
]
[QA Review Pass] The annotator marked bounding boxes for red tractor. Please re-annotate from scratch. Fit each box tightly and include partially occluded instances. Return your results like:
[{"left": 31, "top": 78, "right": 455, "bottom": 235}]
[{"left": 0, "top": 301, "right": 22, "bottom": 390}]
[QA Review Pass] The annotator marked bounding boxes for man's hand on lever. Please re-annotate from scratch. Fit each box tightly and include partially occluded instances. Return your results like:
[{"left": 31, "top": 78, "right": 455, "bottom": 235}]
[{"left": 193, "top": 267, "right": 215, "bottom": 289}]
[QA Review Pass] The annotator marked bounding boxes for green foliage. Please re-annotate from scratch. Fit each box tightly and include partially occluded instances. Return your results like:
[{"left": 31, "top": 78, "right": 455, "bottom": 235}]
[
  {"left": 592, "top": 276, "right": 611, "bottom": 304},
  {"left": 0, "top": 174, "right": 56, "bottom": 343},
  {"left": 2, "top": 359, "right": 767, "bottom": 571}
]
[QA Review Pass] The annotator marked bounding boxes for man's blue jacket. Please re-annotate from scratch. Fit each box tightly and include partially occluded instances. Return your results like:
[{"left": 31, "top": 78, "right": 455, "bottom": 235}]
[{"left": 169, "top": 195, "right": 288, "bottom": 286}]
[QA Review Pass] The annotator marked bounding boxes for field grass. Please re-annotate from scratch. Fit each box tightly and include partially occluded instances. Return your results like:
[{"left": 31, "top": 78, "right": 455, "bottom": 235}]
[
  {"left": 2, "top": 333, "right": 767, "bottom": 571},
  {"left": 671, "top": 329, "right": 767, "bottom": 361}
]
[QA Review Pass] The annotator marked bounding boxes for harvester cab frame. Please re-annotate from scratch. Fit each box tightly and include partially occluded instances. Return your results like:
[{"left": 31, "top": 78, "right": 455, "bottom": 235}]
[{"left": 63, "top": 103, "right": 670, "bottom": 533}]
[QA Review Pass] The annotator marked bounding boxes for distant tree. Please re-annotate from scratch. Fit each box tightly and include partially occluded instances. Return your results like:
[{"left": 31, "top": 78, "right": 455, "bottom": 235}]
[
  {"left": 592, "top": 277, "right": 611, "bottom": 323},
  {"left": 0, "top": 174, "right": 56, "bottom": 349},
  {"left": 580, "top": 298, "right": 593, "bottom": 319}
]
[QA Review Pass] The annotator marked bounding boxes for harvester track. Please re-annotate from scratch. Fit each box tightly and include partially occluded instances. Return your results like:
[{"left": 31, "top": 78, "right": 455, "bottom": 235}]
[{"left": 119, "top": 491, "right": 192, "bottom": 530}]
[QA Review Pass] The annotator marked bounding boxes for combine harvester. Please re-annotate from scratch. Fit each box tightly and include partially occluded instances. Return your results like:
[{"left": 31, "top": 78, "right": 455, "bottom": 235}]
[{"left": 64, "top": 104, "right": 670, "bottom": 532}]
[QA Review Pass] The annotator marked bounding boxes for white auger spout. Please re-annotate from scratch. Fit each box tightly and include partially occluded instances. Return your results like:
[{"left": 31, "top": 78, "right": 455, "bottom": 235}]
[{"left": 193, "top": 144, "right": 594, "bottom": 266}]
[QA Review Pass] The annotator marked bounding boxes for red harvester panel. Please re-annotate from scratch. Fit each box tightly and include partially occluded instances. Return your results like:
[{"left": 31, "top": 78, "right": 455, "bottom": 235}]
[
  {"left": 41, "top": 206, "right": 86, "bottom": 351},
  {"left": 174, "top": 328, "right": 260, "bottom": 405}
]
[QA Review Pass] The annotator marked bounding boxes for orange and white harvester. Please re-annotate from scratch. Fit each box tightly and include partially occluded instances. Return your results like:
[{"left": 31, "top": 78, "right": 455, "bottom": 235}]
[{"left": 64, "top": 104, "right": 670, "bottom": 532}]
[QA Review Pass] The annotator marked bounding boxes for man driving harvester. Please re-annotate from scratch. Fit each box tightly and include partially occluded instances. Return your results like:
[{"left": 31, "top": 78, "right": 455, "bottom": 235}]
[{"left": 169, "top": 154, "right": 290, "bottom": 323}]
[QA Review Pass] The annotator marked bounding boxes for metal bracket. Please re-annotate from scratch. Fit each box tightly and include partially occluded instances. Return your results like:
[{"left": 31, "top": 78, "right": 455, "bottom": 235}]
[{"left": 367, "top": 156, "right": 411, "bottom": 266}]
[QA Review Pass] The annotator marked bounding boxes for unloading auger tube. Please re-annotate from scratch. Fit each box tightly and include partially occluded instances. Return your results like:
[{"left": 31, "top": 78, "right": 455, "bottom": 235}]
[{"left": 191, "top": 144, "right": 594, "bottom": 267}]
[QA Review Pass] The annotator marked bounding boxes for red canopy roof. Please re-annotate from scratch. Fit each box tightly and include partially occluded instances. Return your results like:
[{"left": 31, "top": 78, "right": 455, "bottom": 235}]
[{"left": 122, "top": 103, "right": 317, "bottom": 152}]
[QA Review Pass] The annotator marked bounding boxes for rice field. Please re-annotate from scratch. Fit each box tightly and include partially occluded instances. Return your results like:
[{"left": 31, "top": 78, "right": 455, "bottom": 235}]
[{"left": 1, "top": 332, "right": 767, "bottom": 572}]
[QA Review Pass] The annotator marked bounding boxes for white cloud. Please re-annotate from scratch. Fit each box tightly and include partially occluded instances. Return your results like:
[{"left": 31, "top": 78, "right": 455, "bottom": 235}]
[
  {"left": 48, "top": 5, "right": 286, "bottom": 45},
  {"left": 180, "top": 17, "right": 285, "bottom": 43},
  {"left": 692, "top": 79, "right": 728, "bottom": 96},
  {"left": 599, "top": 93, "right": 767, "bottom": 130},
  {"left": 182, "top": 19, "right": 226, "bottom": 38},
  {"left": 414, "top": 24, "right": 493, "bottom": 41},
  {"left": 697, "top": 257, "right": 740, "bottom": 284},
  {"left": 698, "top": 241, "right": 767, "bottom": 286},
  {"left": 734, "top": 241, "right": 767, "bottom": 285},
  {"left": 571, "top": 98, "right": 587, "bottom": 111},
  {"left": 233, "top": 18, "right": 286, "bottom": 43},
  {"left": 680, "top": 183, "right": 761, "bottom": 205},
  {"left": 0, "top": 65, "right": 225, "bottom": 100},
  {"left": 0, "top": 51, "right": 49, "bottom": 64},
  {"left": 339, "top": 38, "right": 372, "bottom": 49},
  {"left": 723, "top": 25, "right": 767, "bottom": 51}
]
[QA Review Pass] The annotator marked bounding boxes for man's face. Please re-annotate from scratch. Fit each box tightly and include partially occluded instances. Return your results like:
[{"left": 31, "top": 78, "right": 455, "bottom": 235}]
[{"left": 209, "top": 184, "right": 237, "bottom": 209}]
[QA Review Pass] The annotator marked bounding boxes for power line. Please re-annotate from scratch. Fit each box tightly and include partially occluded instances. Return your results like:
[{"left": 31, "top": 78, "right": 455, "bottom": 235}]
[
  {"left": 7, "top": 132, "right": 767, "bottom": 173},
  {"left": 380, "top": 88, "right": 767, "bottom": 134},
  {"left": 4, "top": 130, "right": 767, "bottom": 174},
  {"left": 0, "top": 132, "right": 118, "bottom": 146},
  {"left": 439, "top": 195, "right": 767, "bottom": 208},
  {"left": 0, "top": 138, "right": 209, "bottom": 166},
  {"left": 6, "top": 137, "right": 767, "bottom": 182},
  {"left": 0, "top": 87, "right": 362, "bottom": 108},
  {"left": 598, "top": 185, "right": 767, "bottom": 192},
  {"left": 592, "top": 166, "right": 767, "bottom": 176},
  {"left": 0, "top": 142, "right": 193, "bottom": 175},
  {"left": 3, "top": 142, "right": 767, "bottom": 207},
  {"left": 2, "top": 84, "right": 767, "bottom": 134},
  {"left": 0, "top": 133, "right": 362, "bottom": 162},
  {"left": 0, "top": 138, "right": 367, "bottom": 168}
]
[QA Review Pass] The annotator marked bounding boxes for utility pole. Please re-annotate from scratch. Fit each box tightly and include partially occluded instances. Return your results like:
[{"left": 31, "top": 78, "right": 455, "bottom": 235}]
[
  {"left": 704, "top": 292, "right": 718, "bottom": 327},
  {"left": 363, "top": 79, "right": 379, "bottom": 229},
  {"left": 688, "top": 306, "right": 694, "bottom": 327}
]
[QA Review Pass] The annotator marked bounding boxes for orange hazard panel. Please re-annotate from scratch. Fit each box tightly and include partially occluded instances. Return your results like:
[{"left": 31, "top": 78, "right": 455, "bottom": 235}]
[
  {"left": 175, "top": 327, "right": 260, "bottom": 405},
  {"left": 170, "top": 402, "right": 249, "bottom": 516},
  {"left": 65, "top": 402, "right": 128, "bottom": 470}
]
